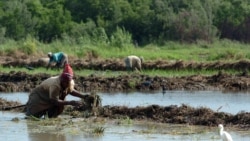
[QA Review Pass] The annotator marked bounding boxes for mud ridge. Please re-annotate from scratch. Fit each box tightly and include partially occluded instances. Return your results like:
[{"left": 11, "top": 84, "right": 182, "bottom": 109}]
[
  {"left": 2, "top": 57, "right": 250, "bottom": 71},
  {"left": 1, "top": 57, "right": 250, "bottom": 128},
  {"left": 0, "top": 71, "right": 249, "bottom": 92}
]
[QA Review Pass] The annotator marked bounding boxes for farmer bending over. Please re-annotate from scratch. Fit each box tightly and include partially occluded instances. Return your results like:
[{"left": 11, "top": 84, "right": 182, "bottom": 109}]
[
  {"left": 124, "top": 55, "right": 143, "bottom": 72},
  {"left": 26, "top": 63, "right": 87, "bottom": 118},
  {"left": 47, "top": 52, "right": 68, "bottom": 69}
]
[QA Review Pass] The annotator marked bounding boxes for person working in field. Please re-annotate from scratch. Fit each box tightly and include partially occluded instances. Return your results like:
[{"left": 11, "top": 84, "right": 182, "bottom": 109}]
[
  {"left": 124, "top": 55, "right": 143, "bottom": 72},
  {"left": 47, "top": 52, "right": 68, "bottom": 69},
  {"left": 25, "top": 63, "right": 89, "bottom": 118}
]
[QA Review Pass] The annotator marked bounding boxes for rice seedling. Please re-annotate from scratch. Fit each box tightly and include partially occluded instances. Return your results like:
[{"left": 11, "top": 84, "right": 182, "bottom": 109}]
[{"left": 92, "top": 126, "right": 105, "bottom": 135}]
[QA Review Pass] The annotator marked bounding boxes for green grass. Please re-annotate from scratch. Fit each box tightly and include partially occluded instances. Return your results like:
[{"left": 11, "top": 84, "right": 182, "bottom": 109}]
[
  {"left": 0, "top": 65, "right": 240, "bottom": 78},
  {"left": 0, "top": 38, "right": 249, "bottom": 76},
  {"left": 1, "top": 37, "right": 250, "bottom": 62},
  {"left": 78, "top": 41, "right": 248, "bottom": 62},
  {"left": 92, "top": 126, "right": 105, "bottom": 135}
]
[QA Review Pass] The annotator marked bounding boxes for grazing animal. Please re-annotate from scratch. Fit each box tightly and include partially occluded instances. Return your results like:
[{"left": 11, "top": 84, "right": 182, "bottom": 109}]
[
  {"left": 124, "top": 55, "right": 143, "bottom": 72},
  {"left": 218, "top": 124, "right": 233, "bottom": 141}
]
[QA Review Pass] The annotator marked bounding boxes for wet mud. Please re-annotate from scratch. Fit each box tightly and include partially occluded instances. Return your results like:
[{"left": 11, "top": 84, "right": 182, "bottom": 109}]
[{"left": 1, "top": 57, "right": 250, "bottom": 129}]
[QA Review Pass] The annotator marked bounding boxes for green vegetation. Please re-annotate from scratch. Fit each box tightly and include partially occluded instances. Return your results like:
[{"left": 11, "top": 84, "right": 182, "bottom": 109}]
[
  {"left": 0, "top": 65, "right": 240, "bottom": 77},
  {"left": 0, "top": 38, "right": 247, "bottom": 77},
  {"left": 92, "top": 126, "right": 105, "bottom": 135},
  {"left": 0, "top": 0, "right": 250, "bottom": 45},
  {"left": 0, "top": 0, "right": 250, "bottom": 77},
  {"left": 118, "top": 116, "right": 133, "bottom": 125},
  {"left": 1, "top": 37, "right": 250, "bottom": 62}
]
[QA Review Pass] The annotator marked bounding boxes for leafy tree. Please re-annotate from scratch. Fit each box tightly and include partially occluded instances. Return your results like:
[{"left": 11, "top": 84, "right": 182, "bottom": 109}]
[
  {"left": 0, "top": 0, "right": 250, "bottom": 44},
  {"left": 171, "top": 0, "right": 218, "bottom": 42},
  {"left": 38, "top": 0, "right": 73, "bottom": 42},
  {"left": 110, "top": 26, "right": 132, "bottom": 48},
  {"left": 214, "top": 0, "right": 250, "bottom": 41},
  {"left": 64, "top": 0, "right": 100, "bottom": 23},
  {"left": 0, "top": 0, "right": 37, "bottom": 40}
]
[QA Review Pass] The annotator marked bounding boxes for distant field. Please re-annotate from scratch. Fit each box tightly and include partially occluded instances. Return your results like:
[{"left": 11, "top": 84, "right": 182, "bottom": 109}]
[
  {"left": 0, "top": 38, "right": 250, "bottom": 62},
  {"left": 0, "top": 38, "right": 249, "bottom": 77}
]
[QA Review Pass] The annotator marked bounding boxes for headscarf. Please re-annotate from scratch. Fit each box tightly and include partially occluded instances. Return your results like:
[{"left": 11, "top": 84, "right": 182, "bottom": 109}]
[{"left": 61, "top": 63, "right": 73, "bottom": 81}]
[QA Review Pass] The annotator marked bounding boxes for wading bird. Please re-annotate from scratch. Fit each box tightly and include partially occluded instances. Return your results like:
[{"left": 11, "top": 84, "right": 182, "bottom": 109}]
[{"left": 218, "top": 124, "right": 233, "bottom": 141}]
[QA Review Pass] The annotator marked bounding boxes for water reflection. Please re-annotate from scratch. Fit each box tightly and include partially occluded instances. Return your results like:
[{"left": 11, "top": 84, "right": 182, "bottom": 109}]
[
  {"left": 28, "top": 133, "right": 66, "bottom": 141},
  {"left": 1, "top": 91, "right": 250, "bottom": 114},
  {"left": 1, "top": 91, "right": 250, "bottom": 141},
  {"left": 0, "top": 112, "right": 29, "bottom": 140},
  {"left": 1, "top": 111, "right": 250, "bottom": 141}
]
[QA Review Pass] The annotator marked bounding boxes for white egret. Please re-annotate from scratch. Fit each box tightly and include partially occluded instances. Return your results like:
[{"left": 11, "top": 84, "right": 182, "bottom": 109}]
[{"left": 218, "top": 124, "right": 233, "bottom": 141}]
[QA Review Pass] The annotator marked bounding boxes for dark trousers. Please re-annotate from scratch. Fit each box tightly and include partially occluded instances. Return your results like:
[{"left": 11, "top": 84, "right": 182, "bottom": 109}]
[
  {"left": 29, "top": 106, "right": 64, "bottom": 118},
  {"left": 56, "top": 54, "right": 68, "bottom": 68}
]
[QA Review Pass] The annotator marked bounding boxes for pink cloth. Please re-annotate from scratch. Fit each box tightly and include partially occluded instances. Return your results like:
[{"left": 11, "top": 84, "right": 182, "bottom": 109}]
[{"left": 61, "top": 63, "right": 73, "bottom": 80}]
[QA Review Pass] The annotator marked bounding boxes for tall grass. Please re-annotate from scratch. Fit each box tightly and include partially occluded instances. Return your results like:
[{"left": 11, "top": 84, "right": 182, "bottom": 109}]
[
  {"left": 0, "top": 30, "right": 250, "bottom": 62},
  {"left": 0, "top": 65, "right": 239, "bottom": 78}
]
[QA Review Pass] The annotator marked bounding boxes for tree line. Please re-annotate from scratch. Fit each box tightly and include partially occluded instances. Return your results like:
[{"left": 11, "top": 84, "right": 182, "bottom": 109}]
[{"left": 0, "top": 0, "right": 250, "bottom": 46}]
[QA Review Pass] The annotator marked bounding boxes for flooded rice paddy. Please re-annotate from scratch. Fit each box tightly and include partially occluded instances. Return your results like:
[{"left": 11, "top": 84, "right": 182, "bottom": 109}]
[
  {"left": 1, "top": 91, "right": 250, "bottom": 141},
  {"left": 1, "top": 91, "right": 250, "bottom": 114}
]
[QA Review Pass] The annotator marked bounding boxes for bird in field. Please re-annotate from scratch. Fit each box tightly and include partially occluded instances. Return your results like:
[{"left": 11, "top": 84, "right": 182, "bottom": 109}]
[
  {"left": 161, "top": 84, "right": 167, "bottom": 94},
  {"left": 218, "top": 124, "right": 233, "bottom": 141},
  {"left": 25, "top": 65, "right": 34, "bottom": 70}
]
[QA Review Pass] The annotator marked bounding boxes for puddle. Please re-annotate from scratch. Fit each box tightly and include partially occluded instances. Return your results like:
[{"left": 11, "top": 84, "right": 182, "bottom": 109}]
[{"left": 1, "top": 91, "right": 250, "bottom": 141}]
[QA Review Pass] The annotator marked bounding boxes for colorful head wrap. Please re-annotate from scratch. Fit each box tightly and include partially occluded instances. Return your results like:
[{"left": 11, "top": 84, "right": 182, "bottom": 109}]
[{"left": 61, "top": 63, "right": 73, "bottom": 81}]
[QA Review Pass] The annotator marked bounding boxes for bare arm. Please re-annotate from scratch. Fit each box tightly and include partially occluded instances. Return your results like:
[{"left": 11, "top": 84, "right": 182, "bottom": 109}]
[
  {"left": 50, "top": 98, "right": 81, "bottom": 107},
  {"left": 69, "top": 89, "right": 89, "bottom": 99},
  {"left": 46, "top": 63, "right": 50, "bottom": 70},
  {"left": 46, "top": 57, "right": 53, "bottom": 70},
  {"left": 46, "top": 60, "right": 52, "bottom": 70}
]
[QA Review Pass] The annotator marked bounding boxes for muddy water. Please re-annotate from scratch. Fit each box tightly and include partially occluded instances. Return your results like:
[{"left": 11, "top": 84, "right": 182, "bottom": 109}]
[
  {"left": 1, "top": 91, "right": 250, "bottom": 141},
  {"left": 1, "top": 111, "right": 250, "bottom": 141},
  {"left": 1, "top": 91, "right": 250, "bottom": 114}
]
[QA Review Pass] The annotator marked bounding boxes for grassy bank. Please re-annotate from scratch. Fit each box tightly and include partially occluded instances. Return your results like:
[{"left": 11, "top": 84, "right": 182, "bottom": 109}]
[
  {"left": 0, "top": 37, "right": 250, "bottom": 62},
  {"left": 0, "top": 37, "right": 249, "bottom": 77},
  {"left": 0, "top": 65, "right": 240, "bottom": 78}
]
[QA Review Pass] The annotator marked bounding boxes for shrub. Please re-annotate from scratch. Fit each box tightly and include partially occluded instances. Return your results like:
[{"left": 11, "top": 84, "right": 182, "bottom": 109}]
[
  {"left": 19, "top": 36, "right": 37, "bottom": 55},
  {"left": 110, "top": 27, "right": 133, "bottom": 49}
]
